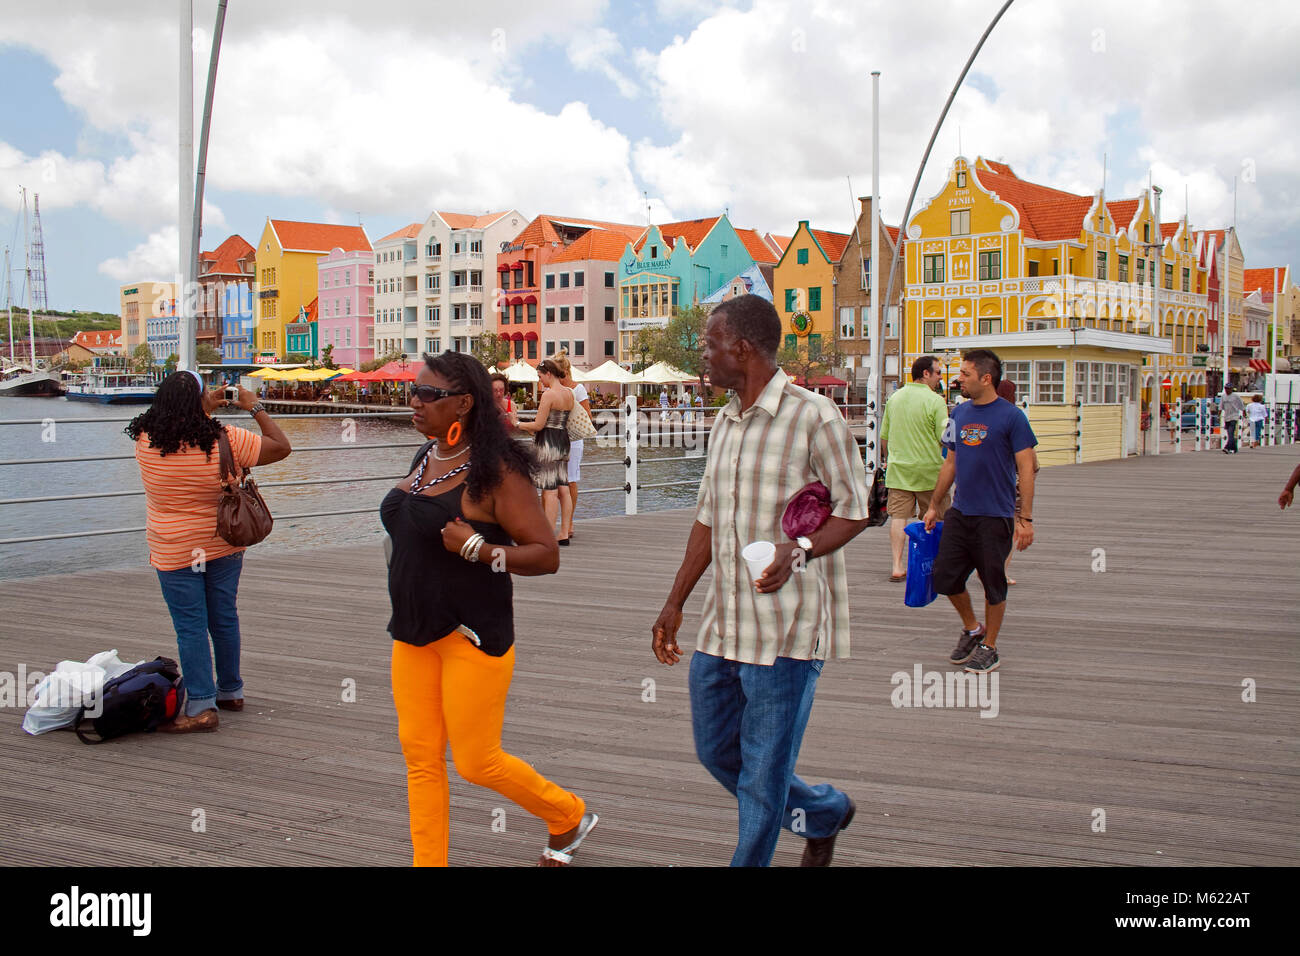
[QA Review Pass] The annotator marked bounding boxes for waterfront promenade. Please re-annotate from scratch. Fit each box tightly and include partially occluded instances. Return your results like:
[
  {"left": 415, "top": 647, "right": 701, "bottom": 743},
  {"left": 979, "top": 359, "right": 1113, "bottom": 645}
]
[{"left": 1, "top": 445, "right": 1296, "bottom": 867}]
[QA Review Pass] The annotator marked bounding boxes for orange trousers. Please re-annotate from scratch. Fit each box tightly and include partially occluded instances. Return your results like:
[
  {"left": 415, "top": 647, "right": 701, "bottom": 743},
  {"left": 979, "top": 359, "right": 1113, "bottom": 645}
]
[{"left": 391, "top": 634, "right": 585, "bottom": 867}]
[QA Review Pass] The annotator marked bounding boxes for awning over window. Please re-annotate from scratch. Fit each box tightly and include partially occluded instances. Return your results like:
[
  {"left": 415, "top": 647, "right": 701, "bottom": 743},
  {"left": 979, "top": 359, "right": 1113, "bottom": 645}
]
[
  {"left": 523, "top": 294, "right": 538, "bottom": 305},
  {"left": 523, "top": 331, "right": 538, "bottom": 341},
  {"left": 508, "top": 296, "right": 524, "bottom": 307},
  {"left": 1249, "top": 358, "right": 1271, "bottom": 373},
  {"left": 497, "top": 263, "right": 510, "bottom": 271}
]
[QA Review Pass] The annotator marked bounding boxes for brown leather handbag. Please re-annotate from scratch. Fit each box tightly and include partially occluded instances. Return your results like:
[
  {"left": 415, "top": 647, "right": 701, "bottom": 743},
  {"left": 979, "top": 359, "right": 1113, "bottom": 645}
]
[{"left": 216, "top": 429, "right": 273, "bottom": 546}]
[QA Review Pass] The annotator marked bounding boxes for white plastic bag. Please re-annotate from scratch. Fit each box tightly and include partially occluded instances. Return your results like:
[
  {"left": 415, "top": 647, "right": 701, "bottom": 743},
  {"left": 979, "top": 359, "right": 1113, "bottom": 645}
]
[{"left": 22, "top": 650, "right": 139, "bottom": 736}]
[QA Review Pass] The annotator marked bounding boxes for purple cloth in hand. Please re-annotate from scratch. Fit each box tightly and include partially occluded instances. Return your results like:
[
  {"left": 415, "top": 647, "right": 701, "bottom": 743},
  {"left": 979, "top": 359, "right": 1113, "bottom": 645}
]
[{"left": 782, "top": 481, "right": 832, "bottom": 538}]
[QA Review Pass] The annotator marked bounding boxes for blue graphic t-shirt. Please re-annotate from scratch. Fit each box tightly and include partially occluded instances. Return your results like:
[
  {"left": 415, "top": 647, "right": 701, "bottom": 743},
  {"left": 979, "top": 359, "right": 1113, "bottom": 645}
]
[{"left": 942, "top": 397, "right": 1037, "bottom": 517}]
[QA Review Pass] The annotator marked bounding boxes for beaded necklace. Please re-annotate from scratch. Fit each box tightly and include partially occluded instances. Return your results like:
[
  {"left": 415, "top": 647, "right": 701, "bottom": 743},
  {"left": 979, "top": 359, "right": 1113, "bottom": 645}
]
[{"left": 410, "top": 448, "right": 470, "bottom": 495}]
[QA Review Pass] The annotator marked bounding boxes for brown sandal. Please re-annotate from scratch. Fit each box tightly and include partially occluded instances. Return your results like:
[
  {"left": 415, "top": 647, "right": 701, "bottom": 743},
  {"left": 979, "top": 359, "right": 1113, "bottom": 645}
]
[{"left": 159, "top": 709, "right": 219, "bottom": 733}]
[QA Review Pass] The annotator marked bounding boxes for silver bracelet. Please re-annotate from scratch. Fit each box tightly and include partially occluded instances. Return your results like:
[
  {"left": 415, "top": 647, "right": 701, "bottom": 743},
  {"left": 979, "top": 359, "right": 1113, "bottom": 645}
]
[
  {"left": 460, "top": 532, "right": 484, "bottom": 560},
  {"left": 248, "top": 402, "right": 266, "bottom": 417},
  {"left": 467, "top": 537, "right": 486, "bottom": 564}
]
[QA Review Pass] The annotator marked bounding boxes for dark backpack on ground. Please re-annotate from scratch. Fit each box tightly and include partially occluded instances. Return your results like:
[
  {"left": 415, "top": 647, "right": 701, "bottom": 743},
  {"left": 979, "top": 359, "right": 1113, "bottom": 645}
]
[{"left": 73, "top": 657, "right": 184, "bottom": 744}]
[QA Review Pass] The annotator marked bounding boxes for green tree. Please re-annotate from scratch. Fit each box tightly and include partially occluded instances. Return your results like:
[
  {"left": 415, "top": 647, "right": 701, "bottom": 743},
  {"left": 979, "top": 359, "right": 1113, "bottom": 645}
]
[
  {"left": 164, "top": 353, "right": 179, "bottom": 374},
  {"left": 285, "top": 353, "right": 311, "bottom": 364},
  {"left": 361, "top": 349, "right": 403, "bottom": 373},
  {"left": 195, "top": 343, "right": 221, "bottom": 366},
  {"left": 131, "top": 343, "right": 155, "bottom": 372},
  {"left": 778, "top": 335, "right": 844, "bottom": 388},
  {"left": 472, "top": 331, "right": 512, "bottom": 369},
  {"left": 633, "top": 305, "right": 708, "bottom": 386},
  {"left": 320, "top": 343, "right": 337, "bottom": 369}
]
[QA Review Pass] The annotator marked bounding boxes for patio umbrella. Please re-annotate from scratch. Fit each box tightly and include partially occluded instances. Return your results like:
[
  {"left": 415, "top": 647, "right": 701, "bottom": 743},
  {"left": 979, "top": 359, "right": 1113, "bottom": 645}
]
[
  {"left": 638, "top": 362, "right": 696, "bottom": 385},
  {"left": 296, "top": 366, "right": 353, "bottom": 381},
  {"left": 504, "top": 360, "right": 539, "bottom": 383},
  {"left": 582, "top": 360, "right": 638, "bottom": 384}
]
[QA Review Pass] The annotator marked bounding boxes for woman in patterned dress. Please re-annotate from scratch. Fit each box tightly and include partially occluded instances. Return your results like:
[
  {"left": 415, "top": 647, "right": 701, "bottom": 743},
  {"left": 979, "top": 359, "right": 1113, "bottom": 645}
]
[{"left": 514, "top": 359, "right": 574, "bottom": 543}]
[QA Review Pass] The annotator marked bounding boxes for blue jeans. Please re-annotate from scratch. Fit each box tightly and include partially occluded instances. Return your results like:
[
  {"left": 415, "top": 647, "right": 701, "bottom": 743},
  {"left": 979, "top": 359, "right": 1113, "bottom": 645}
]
[
  {"left": 689, "top": 650, "right": 851, "bottom": 866},
  {"left": 155, "top": 552, "right": 245, "bottom": 716}
]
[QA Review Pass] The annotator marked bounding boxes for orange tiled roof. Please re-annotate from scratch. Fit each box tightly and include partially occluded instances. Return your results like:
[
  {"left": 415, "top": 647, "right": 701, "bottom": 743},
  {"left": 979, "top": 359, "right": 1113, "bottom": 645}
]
[
  {"left": 885, "top": 225, "right": 901, "bottom": 244},
  {"left": 766, "top": 234, "right": 791, "bottom": 255},
  {"left": 810, "top": 229, "right": 851, "bottom": 264},
  {"left": 1242, "top": 267, "right": 1284, "bottom": 301},
  {"left": 548, "top": 229, "right": 635, "bottom": 264},
  {"left": 1160, "top": 221, "right": 1180, "bottom": 240},
  {"left": 736, "top": 227, "right": 779, "bottom": 264},
  {"left": 439, "top": 210, "right": 515, "bottom": 229},
  {"left": 509, "top": 214, "right": 642, "bottom": 250},
  {"left": 304, "top": 297, "right": 319, "bottom": 323},
  {"left": 378, "top": 223, "right": 421, "bottom": 242},
  {"left": 1104, "top": 199, "right": 1140, "bottom": 231},
  {"left": 71, "top": 329, "right": 122, "bottom": 349},
  {"left": 270, "top": 220, "right": 372, "bottom": 254},
  {"left": 641, "top": 217, "right": 722, "bottom": 254},
  {"left": 199, "top": 234, "right": 254, "bottom": 278}
]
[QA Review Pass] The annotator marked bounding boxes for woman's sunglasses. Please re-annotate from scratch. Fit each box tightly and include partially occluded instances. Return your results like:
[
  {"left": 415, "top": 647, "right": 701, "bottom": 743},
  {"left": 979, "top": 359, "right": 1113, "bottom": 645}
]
[{"left": 412, "top": 385, "right": 466, "bottom": 402}]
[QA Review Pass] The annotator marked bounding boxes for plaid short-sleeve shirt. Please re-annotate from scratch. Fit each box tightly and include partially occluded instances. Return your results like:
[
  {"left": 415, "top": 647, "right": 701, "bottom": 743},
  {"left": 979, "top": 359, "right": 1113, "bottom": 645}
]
[{"left": 694, "top": 369, "right": 870, "bottom": 665}]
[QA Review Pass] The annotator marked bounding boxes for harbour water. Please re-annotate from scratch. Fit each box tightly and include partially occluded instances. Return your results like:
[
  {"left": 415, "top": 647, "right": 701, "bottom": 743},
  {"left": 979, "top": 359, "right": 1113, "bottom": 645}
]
[{"left": 0, "top": 397, "right": 708, "bottom": 580}]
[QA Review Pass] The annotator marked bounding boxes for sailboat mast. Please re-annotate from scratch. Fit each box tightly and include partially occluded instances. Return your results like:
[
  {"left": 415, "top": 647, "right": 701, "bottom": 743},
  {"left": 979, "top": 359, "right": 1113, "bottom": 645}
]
[
  {"left": 5, "top": 246, "right": 13, "bottom": 364},
  {"left": 22, "top": 188, "right": 35, "bottom": 369}
]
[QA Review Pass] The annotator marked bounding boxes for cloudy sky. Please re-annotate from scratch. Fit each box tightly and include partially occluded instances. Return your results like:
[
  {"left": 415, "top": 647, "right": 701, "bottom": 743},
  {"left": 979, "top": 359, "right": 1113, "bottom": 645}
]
[{"left": 1, "top": 0, "right": 1297, "bottom": 313}]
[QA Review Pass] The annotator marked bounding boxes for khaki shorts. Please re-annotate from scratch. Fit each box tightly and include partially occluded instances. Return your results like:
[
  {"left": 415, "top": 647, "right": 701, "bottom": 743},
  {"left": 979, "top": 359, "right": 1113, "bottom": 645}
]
[{"left": 887, "top": 486, "right": 950, "bottom": 520}]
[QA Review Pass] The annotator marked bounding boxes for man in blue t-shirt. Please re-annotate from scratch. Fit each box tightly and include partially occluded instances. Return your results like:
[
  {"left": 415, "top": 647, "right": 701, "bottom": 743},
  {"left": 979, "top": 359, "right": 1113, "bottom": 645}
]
[{"left": 923, "top": 349, "right": 1037, "bottom": 673}]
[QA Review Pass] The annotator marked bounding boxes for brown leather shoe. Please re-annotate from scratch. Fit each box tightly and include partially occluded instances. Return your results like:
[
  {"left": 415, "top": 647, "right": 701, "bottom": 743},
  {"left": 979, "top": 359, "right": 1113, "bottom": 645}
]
[
  {"left": 159, "top": 709, "right": 219, "bottom": 733},
  {"left": 216, "top": 699, "right": 244, "bottom": 712},
  {"left": 800, "top": 797, "right": 855, "bottom": 867}
]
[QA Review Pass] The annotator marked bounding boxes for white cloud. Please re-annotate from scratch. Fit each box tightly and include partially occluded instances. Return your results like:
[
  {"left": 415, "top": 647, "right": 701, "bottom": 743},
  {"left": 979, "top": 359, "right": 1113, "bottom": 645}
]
[
  {"left": 567, "top": 27, "right": 640, "bottom": 98},
  {"left": 97, "top": 226, "right": 181, "bottom": 282}
]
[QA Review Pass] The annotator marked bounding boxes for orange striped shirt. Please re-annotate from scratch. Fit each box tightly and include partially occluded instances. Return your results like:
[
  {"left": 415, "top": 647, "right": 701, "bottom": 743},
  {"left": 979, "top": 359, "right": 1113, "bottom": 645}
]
[{"left": 135, "top": 426, "right": 264, "bottom": 571}]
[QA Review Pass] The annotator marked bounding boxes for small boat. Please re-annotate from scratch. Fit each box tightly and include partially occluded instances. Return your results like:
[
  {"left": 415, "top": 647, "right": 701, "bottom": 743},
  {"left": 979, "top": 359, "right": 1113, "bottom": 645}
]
[
  {"left": 0, "top": 362, "right": 64, "bottom": 397},
  {"left": 64, "top": 358, "right": 160, "bottom": 404}
]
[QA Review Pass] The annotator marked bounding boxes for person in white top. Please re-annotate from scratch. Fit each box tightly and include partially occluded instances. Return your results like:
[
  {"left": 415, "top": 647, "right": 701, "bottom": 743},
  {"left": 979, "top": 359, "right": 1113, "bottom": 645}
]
[
  {"left": 556, "top": 352, "right": 591, "bottom": 542},
  {"left": 1246, "top": 396, "right": 1269, "bottom": 447}
]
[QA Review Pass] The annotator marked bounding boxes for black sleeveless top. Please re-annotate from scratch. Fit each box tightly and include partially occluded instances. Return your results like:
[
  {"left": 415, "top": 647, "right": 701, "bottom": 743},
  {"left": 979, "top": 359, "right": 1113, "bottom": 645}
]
[{"left": 380, "top": 442, "right": 515, "bottom": 655}]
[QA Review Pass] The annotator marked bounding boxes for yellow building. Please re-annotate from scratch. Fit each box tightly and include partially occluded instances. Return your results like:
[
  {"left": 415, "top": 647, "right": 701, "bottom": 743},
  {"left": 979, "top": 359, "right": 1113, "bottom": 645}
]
[
  {"left": 119, "top": 282, "right": 176, "bottom": 354},
  {"left": 902, "top": 157, "right": 1211, "bottom": 405},
  {"left": 253, "top": 219, "right": 371, "bottom": 361},
  {"left": 773, "top": 220, "right": 849, "bottom": 358}
]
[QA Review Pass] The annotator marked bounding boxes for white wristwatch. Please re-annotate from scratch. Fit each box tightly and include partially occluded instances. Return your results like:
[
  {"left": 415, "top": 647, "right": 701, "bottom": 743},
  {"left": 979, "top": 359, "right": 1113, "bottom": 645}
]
[{"left": 796, "top": 535, "right": 813, "bottom": 554}]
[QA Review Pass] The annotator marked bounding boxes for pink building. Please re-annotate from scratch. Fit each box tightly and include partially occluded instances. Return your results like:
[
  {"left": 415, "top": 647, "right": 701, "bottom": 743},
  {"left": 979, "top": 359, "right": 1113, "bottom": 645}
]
[
  {"left": 541, "top": 229, "right": 633, "bottom": 368},
  {"left": 316, "top": 246, "right": 376, "bottom": 368}
]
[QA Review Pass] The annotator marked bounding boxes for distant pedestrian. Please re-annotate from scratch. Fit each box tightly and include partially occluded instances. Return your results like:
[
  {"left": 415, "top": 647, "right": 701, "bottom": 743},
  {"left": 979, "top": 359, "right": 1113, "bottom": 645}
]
[
  {"left": 1247, "top": 396, "right": 1268, "bottom": 447},
  {"left": 880, "top": 355, "right": 949, "bottom": 582},
  {"left": 651, "top": 295, "right": 870, "bottom": 867},
  {"left": 924, "top": 349, "right": 1038, "bottom": 674},
  {"left": 555, "top": 352, "right": 590, "bottom": 542},
  {"left": 126, "top": 371, "right": 292, "bottom": 732},
  {"left": 1222, "top": 385, "right": 1244, "bottom": 453},
  {"left": 659, "top": 387, "right": 670, "bottom": 422},
  {"left": 515, "top": 359, "right": 574, "bottom": 544},
  {"left": 490, "top": 372, "right": 517, "bottom": 430}
]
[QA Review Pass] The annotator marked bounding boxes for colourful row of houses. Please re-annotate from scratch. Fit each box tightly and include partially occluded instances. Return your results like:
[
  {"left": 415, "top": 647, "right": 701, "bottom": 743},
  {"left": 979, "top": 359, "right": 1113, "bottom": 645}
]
[{"left": 112, "top": 156, "right": 1298, "bottom": 407}]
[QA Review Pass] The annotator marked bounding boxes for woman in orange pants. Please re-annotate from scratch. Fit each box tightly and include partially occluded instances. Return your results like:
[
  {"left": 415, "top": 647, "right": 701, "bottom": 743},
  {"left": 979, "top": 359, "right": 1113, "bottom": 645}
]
[{"left": 383, "top": 352, "right": 597, "bottom": 866}]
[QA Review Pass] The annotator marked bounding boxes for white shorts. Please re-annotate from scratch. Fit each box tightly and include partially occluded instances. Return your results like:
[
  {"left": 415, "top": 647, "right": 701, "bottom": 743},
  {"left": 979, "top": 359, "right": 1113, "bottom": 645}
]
[{"left": 567, "top": 439, "right": 583, "bottom": 483}]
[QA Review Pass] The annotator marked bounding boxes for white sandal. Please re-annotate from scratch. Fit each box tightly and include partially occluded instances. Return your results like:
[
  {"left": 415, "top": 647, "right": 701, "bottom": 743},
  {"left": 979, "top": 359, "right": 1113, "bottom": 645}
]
[{"left": 538, "top": 811, "right": 598, "bottom": 865}]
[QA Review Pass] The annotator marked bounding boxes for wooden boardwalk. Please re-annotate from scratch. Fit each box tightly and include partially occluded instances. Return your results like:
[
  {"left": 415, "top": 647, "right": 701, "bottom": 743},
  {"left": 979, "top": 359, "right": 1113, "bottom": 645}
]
[{"left": 1, "top": 445, "right": 1297, "bottom": 867}]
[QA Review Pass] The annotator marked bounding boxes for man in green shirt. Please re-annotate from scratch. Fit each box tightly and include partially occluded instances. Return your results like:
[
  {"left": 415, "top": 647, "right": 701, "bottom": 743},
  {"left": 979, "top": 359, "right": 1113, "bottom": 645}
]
[{"left": 880, "top": 355, "right": 950, "bottom": 581}]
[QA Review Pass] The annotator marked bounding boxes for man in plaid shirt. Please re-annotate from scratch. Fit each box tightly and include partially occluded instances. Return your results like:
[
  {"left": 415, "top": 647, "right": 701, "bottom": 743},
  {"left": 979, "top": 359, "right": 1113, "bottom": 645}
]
[{"left": 652, "top": 295, "right": 871, "bottom": 866}]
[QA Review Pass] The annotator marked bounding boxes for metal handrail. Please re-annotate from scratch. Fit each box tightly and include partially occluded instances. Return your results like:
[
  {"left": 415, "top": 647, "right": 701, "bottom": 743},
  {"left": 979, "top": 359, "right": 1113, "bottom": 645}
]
[
  {"left": 0, "top": 472, "right": 412, "bottom": 506},
  {"left": 0, "top": 411, "right": 412, "bottom": 426},
  {"left": 0, "top": 441, "right": 427, "bottom": 467}
]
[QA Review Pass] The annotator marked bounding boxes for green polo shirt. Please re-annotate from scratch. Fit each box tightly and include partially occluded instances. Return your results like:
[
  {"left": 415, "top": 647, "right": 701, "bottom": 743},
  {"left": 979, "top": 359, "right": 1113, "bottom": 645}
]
[{"left": 880, "top": 382, "right": 948, "bottom": 491}]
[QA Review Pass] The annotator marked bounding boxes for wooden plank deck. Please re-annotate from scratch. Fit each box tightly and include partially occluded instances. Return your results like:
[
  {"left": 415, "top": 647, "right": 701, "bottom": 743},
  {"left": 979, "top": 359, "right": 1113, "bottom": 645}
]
[{"left": 1, "top": 445, "right": 1297, "bottom": 867}]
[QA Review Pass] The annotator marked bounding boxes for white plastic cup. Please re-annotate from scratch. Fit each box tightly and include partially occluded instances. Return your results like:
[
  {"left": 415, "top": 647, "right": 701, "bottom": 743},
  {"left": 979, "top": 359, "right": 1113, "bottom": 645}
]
[{"left": 742, "top": 540, "right": 776, "bottom": 587}]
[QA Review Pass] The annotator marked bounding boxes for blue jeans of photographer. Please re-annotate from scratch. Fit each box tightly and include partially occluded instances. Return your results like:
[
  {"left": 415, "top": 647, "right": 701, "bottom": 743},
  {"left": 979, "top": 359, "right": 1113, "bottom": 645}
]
[{"left": 155, "top": 552, "right": 245, "bottom": 716}]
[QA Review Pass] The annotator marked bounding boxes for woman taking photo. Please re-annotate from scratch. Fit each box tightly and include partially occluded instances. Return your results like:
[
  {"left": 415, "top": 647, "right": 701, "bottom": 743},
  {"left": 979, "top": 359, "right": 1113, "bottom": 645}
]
[
  {"left": 554, "top": 352, "right": 591, "bottom": 542},
  {"left": 126, "top": 371, "right": 292, "bottom": 732},
  {"left": 383, "top": 351, "right": 597, "bottom": 867},
  {"left": 513, "top": 358, "right": 574, "bottom": 544}
]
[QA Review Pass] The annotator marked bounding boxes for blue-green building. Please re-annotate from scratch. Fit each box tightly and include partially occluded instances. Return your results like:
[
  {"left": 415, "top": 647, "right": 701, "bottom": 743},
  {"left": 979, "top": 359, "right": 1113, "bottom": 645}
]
[{"left": 616, "top": 215, "right": 777, "bottom": 363}]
